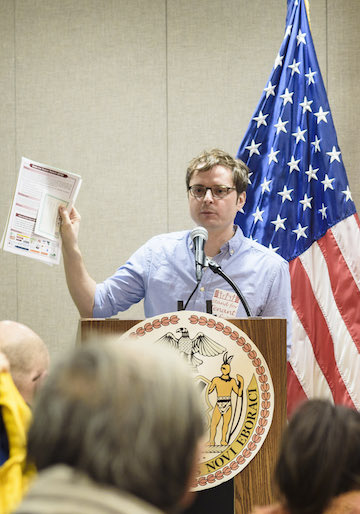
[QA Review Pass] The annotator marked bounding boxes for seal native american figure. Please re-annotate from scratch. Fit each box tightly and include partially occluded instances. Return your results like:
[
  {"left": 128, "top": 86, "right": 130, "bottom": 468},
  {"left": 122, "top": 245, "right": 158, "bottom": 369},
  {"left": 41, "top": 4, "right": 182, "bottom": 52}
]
[{"left": 207, "top": 352, "right": 244, "bottom": 446}]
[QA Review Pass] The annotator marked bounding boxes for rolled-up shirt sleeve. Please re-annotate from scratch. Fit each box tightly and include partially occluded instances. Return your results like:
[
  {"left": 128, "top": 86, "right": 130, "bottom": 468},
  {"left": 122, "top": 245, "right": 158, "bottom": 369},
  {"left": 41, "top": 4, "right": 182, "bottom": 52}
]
[{"left": 93, "top": 243, "right": 150, "bottom": 318}]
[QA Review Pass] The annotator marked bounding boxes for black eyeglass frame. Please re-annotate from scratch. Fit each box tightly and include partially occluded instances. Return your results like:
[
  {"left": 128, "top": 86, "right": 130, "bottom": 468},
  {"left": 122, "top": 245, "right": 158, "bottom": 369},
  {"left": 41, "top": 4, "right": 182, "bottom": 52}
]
[{"left": 188, "top": 185, "right": 237, "bottom": 199}]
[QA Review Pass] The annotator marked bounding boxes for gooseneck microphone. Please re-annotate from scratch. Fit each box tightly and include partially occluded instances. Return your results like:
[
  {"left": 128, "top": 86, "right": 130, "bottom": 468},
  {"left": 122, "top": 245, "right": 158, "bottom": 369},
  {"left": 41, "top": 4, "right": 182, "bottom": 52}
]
[
  {"left": 190, "top": 226, "right": 208, "bottom": 282},
  {"left": 207, "top": 259, "right": 252, "bottom": 316},
  {"left": 183, "top": 226, "right": 251, "bottom": 317}
]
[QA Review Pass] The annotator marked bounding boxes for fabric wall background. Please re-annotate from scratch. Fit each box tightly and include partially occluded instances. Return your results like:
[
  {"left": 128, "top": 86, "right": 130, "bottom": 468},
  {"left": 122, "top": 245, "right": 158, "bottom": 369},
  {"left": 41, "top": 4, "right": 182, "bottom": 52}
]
[{"left": 0, "top": 0, "right": 359, "bottom": 358}]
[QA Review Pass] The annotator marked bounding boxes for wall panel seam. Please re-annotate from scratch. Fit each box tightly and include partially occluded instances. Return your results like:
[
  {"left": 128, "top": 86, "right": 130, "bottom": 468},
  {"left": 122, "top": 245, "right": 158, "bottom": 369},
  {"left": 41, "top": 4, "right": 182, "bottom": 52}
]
[
  {"left": 14, "top": 0, "right": 19, "bottom": 321},
  {"left": 325, "top": 0, "right": 328, "bottom": 92},
  {"left": 165, "top": 0, "right": 169, "bottom": 233}
]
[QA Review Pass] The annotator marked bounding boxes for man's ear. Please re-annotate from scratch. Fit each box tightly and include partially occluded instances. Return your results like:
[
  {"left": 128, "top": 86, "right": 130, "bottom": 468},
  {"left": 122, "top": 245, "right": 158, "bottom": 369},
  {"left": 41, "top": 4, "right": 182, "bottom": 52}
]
[{"left": 236, "top": 191, "right": 246, "bottom": 211}]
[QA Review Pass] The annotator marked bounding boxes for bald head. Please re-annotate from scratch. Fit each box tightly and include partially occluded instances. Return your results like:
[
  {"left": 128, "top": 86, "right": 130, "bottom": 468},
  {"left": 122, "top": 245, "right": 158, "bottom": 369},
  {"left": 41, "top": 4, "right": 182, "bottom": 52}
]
[{"left": 0, "top": 320, "right": 49, "bottom": 406}]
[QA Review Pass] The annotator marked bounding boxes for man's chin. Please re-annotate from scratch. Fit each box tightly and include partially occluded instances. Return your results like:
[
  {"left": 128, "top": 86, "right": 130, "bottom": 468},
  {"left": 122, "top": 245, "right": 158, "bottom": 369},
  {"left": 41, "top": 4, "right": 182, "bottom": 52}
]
[{"left": 197, "top": 217, "right": 218, "bottom": 228}]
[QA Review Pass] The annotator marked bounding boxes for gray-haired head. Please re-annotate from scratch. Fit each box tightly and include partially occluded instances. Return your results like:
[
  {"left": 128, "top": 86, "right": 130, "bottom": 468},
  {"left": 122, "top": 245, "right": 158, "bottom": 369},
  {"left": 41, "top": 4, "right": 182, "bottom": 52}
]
[{"left": 27, "top": 337, "right": 205, "bottom": 511}]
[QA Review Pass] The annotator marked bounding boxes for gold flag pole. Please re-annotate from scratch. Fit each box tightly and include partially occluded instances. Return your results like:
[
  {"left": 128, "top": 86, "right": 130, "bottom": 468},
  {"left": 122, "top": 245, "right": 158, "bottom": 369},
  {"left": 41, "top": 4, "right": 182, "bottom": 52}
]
[{"left": 304, "top": 0, "right": 311, "bottom": 30}]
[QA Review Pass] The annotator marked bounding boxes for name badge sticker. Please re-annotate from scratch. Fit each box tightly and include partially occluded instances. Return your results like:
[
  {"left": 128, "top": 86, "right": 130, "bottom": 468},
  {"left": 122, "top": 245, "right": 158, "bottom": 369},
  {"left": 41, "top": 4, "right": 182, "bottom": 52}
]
[{"left": 212, "top": 288, "right": 239, "bottom": 318}]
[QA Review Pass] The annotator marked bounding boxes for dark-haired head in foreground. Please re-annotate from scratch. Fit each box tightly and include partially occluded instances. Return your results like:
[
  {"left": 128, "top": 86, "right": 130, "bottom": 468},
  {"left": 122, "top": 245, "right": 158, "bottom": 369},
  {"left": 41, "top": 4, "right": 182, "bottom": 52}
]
[{"left": 274, "top": 399, "right": 360, "bottom": 514}]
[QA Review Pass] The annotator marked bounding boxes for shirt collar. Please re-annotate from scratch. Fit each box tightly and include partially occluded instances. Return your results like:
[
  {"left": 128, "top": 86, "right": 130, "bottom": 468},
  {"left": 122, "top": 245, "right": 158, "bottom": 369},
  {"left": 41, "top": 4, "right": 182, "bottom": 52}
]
[{"left": 226, "top": 225, "right": 244, "bottom": 255}]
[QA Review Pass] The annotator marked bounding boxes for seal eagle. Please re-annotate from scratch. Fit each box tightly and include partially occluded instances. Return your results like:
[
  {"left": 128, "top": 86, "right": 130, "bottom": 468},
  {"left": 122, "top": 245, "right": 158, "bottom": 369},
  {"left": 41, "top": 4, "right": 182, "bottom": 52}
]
[{"left": 156, "top": 327, "right": 225, "bottom": 368}]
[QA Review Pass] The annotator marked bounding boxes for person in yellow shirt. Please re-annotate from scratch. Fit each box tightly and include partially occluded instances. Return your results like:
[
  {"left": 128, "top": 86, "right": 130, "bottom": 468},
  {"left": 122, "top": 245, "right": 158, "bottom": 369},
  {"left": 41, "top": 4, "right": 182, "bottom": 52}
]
[{"left": 0, "top": 321, "right": 49, "bottom": 514}]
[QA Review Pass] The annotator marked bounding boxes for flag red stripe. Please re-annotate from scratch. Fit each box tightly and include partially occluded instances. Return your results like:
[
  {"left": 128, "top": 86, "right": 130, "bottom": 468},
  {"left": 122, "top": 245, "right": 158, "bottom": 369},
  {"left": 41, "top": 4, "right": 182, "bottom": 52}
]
[
  {"left": 287, "top": 361, "right": 307, "bottom": 416},
  {"left": 289, "top": 257, "right": 355, "bottom": 407},
  {"left": 317, "top": 230, "right": 360, "bottom": 352},
  {"left": 355, "top": 212, "right": 360, "bottom": 229}
]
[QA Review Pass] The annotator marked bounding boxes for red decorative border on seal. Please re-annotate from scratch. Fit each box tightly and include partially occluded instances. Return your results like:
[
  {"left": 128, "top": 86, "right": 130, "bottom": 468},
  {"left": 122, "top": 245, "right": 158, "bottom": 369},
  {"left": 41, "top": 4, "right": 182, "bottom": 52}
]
[
  {"left": 129, "top": 314, "right": 180, "bottom": 337},
  {"left": 130, "top": 313, "right": 272, "bottom": 489}
]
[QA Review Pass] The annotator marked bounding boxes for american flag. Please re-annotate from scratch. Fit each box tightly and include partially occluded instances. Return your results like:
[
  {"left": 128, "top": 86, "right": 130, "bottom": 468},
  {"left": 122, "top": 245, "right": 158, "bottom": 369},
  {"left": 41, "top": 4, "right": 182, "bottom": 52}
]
[{"left": 235, "top": 0, "right": 360, "bottom": 415}]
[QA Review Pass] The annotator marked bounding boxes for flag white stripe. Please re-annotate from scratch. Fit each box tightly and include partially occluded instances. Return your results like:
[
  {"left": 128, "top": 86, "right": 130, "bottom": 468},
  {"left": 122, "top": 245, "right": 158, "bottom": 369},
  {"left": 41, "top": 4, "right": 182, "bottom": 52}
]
[
  {"left": 331, "top": 216, "right": 360, "bottom": 290},
  {"left": 299, "top": 242, "right": 360, "bottom": 408},
  {"left": 290, "top": 309, "right": 333, "bottom": 401}
]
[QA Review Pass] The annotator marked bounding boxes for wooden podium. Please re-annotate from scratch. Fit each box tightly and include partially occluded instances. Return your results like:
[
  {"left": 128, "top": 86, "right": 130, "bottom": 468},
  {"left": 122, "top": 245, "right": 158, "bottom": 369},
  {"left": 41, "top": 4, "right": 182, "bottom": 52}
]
[{"left": 78, "top": 316, "right": 287, "bottom": 513}]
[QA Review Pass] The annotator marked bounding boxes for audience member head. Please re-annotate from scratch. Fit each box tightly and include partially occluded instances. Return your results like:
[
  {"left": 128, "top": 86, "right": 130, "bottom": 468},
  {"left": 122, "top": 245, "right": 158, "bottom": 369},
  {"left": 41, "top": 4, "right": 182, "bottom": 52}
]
[
  {"left": 275, "top": 399, "right": 360, "bottom": 514},
  {"left": 27, "top": 338, "right": 206, "bottom": 512},
  {"left": 186, "top": 148, "right": 249, "bottom": 197},
  {"left": 0, "top": 320, "right": 49, "bottom": 406}
]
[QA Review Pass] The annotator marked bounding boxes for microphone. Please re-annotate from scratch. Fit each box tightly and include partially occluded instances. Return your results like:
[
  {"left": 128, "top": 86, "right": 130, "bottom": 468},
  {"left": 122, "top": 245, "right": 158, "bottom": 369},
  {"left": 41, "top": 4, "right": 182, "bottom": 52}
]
[{"left": 190, "top": 226, "right": 208, "bottom": 282}]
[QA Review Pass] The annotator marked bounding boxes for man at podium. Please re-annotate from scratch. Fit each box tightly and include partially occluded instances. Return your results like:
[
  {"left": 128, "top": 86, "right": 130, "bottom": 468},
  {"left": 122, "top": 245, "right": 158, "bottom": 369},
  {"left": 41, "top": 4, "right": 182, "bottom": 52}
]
[{"left": 59, "top": 148, "right": 291, "bottom": 357}]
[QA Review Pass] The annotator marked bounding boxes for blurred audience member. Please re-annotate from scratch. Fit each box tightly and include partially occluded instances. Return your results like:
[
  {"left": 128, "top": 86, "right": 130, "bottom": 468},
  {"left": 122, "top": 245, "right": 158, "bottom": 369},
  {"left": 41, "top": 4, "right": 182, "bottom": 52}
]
[
  {"left": 252, "top": 399, "right": 360, "bottom": 514},
  {"left": 0, "top": 320, "right": 49, "bottom": 513},
  {"left": 16, "top": 338, "right": 205, "bottom": 514},
  {"left": 0, "top": 320, "right": 49, "bottom": 406}
]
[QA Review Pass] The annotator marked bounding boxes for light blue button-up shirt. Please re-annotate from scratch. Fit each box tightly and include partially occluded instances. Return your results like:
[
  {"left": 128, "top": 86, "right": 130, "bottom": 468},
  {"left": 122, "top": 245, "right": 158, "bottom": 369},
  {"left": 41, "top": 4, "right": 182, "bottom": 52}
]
[{"left": 94, "top": 227, "right": 292, "bottom": 356}]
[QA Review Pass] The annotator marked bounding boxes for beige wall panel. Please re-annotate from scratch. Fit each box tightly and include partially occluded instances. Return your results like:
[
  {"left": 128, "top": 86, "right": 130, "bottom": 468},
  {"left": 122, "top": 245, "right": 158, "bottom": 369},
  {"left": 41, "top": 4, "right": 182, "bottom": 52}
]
[
  {"left": 327, "top": 0, "right": 360, "bottom": 210},
  {"left": 14, "top": 0, "right": 167, "bottom": 355},
  {"left": 307, "top": 1, "right": 327, "bottom": 81},
  {"left": 167, "top": 0, "right": 359, "bottom": 227},
  {"left": 15, "top": 259, "right": 77, "bottom": 358},
  {"left": 166, "top": 0, "right": 332, "bottom": 232},
  {"left": 0, "top": 1, "right": 17, "bottom": 321},
  {"left": 167, "top": 0, "right": 290, "bottom": 231},
  {"left": 1, "top": 0, "right": 358, "bottom": 359}
]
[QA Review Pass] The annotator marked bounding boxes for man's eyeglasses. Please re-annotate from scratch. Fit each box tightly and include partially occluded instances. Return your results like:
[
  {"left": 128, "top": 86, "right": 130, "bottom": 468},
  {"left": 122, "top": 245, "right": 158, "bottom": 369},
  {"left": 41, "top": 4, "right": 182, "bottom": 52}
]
[{"left": 188, "top": 185, "right": 236, "bottom": 199}]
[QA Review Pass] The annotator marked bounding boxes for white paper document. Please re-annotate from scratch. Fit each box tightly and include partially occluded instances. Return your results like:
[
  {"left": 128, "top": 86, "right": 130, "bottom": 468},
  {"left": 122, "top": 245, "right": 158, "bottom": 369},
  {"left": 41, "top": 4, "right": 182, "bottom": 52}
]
[{"left": 1, "top": 157, "right": 82, "bottom": 265}]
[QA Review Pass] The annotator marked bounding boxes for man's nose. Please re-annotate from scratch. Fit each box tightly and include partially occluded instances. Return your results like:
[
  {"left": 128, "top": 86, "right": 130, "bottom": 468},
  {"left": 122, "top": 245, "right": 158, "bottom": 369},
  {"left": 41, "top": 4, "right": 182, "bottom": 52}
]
[{"left": 203, "top": 188, "right": 214, "bottom": 202}]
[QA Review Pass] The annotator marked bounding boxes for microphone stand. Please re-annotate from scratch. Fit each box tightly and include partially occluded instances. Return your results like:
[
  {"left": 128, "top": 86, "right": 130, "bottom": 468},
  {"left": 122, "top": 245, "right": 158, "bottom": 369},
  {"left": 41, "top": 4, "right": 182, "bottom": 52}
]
[{"left": 206, "top": 259, "right": 252, "bottom": 317}]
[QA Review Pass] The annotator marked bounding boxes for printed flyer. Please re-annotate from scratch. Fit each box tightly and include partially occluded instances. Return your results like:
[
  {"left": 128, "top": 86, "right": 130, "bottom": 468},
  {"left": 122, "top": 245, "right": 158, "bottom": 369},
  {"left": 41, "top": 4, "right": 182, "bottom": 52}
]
[{"left": 1, "top": 157, "right": 82, "bottom": 265}]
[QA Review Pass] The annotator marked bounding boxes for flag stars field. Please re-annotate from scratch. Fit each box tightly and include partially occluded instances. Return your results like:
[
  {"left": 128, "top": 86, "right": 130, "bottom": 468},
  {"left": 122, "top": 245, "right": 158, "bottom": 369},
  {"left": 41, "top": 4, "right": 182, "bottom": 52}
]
[
  {"left": 288, "top": 58, "right": 301, "bottom": 75},
  {"left": 252, "top": 207, "right": 265, "bottom": 223},
  {"left": 280, "top": 88, "right": 294, "bottom": 105},
  {"left": 305, "top": 67, "right": 316, "bottom": 85},
  {"left": 318, "top": 203, "right": 328, "bottom": 219},
  {"left": 268, "top": 148, "right": 280, "bottom": 164},
  {"left": 305, "top": 165, "right": 319, "bottom": 182},
  {"left": 287, "top": 156, "right": 301, "bottom": 173},
  {"left": 321, "top": 174, "right": 335, "bottom": 191},
  {"left": 292, "top": 126, "right": 307, "bottom": 143},
  {"left": 268, "top": 243, "right": 280, "bottom": 253},
  {"left": 284, "top": 24, "right": 292, "bottom": 38},
  {"left": 278, "top": 185, "right": 294, "bottom": 203},
  {"left": 300, "top": 96, "right": 313, "bottom": 113},
  {"left": 274, "top": 53, "right": 284, "bottom": 69},
  {"left": 296, "top": 28, "right": 306, "bottom": 45},
  {"left": 314, "top": 106, "right": 329, "bottom": 123},
  {"left": 271, "top": 214, "right": 287, "bottom": 231},
  {"left": 342, "top": 186, "right": 353, "bottom": 202},
  {"left": 300, "top": 193, "right": 313, "bottom": 211},
  {"left": 326, "top": 146, "right": 341, "bottom": 163},
  {"left": 311, "top": 135, "right": 321, "bottom": 152},
  {"left": 264, "top": 81, "right": 276, "bottom": 98},
  {"left": 253, "top": 111, "right": 269, "bottom": 128},
  {"left": 261, "top": 177, "right": 272, "bottom": 194},
  {"left": 274, "top": 117, "right": 288, "bottom": 134},
  {"left": 293, "top": 223, "right": 308, "bottom": 240},
  {"left": 245, "top": 139, "right": 261, "bottom": 157}
]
